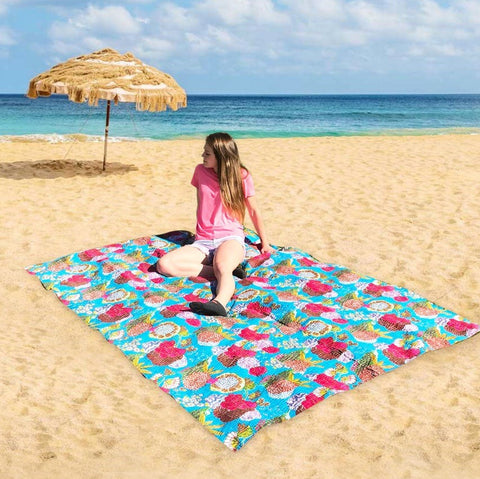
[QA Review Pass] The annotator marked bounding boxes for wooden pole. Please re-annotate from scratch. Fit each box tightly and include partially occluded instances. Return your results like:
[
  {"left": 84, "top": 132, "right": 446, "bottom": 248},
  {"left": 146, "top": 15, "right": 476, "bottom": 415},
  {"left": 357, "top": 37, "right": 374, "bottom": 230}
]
[{"left": 102, "top": 100, "right": 111, "bottom": 171}]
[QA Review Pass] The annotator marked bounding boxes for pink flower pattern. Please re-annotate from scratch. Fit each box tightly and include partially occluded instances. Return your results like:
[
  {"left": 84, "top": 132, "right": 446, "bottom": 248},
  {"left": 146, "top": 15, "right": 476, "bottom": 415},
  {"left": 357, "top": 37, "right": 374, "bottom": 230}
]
[{"left": 28, "top": 229, "right": 480, "bottom": 451}]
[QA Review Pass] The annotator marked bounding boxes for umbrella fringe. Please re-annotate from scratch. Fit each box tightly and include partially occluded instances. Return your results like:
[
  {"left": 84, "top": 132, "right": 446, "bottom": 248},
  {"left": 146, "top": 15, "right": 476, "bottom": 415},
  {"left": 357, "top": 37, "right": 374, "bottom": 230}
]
[
  {"left": 134, "top": 92, "right": 187, "bottom": 112},
  {"left": 26, "top": 48, "right": 186, "bottom": 112}
]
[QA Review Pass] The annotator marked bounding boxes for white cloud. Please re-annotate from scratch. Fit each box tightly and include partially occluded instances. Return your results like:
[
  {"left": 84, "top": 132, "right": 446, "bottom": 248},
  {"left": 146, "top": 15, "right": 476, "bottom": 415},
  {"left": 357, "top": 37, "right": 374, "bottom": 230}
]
[
  {"left": 69, "top": 5, "right": 141, "bottom": 35},
  {"left": 350, "top": 1, "right": 406, "bottom": 34},
  {"left": 285, "top": 0, "right": 480, "bottom": 64},
  {"left": 45, "top": 1, "right": 480, "bottom": 61},
  {"left": 0, "top": 25, "right": 15, "bottom": 45},
  {"left": 286, "top": 0, "right": 343, "bottom": 21},
  {"left": 0, "top": 0, "right": 19, "bottom": 16},
  {"left": 185, "top": 31, "right": 210, "bottom": 54},
  {"left": 136, "top": 37, "right": 174, "bottom": 60},
  {"left": 82, "top": 35, "right": 105, "bottom": 51},
  {"left": 11, "top": 0, "right": 477, "bottom": 90},
  {"left": 47, "top": 4, "right": 148, "bottom": 59},
  {"left": 418, "top": 0, "right": 461, "bottom": 27},
  {"left": 199, "top": 0, "right": 288, "bottom": 25},
  {"left": 49, "top": 19, "right": 78, "bottom": 41},
  {"left": 155, "top": 3, "right": 196, "bottom": 31},
  {"left": 408, "top": 42, "right": 461, "bottom": 57}
]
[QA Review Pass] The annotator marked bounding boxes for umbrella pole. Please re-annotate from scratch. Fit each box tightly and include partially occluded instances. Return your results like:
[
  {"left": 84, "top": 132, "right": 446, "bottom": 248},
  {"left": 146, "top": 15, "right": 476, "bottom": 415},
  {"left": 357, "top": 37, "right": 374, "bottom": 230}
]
[{"left": 102, "top": 100, "right": 111, "bottom": 171}]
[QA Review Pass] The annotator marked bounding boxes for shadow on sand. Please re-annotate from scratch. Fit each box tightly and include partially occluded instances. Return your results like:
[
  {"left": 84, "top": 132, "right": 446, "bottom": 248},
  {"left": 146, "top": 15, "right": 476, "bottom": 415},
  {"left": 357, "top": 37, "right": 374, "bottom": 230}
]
[{"left": 0, "top": 159, "right": 139, "bottom": 179}]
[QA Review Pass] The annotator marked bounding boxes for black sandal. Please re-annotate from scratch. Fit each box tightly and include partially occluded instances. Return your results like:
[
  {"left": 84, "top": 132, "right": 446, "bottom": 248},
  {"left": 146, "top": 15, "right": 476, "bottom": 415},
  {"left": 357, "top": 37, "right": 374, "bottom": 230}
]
[
  {"left": 232, "top": 264, "right": 247, "bottom": 279},
  {"left": 189, "top": 299, "right": 228, "bottom": 317}
]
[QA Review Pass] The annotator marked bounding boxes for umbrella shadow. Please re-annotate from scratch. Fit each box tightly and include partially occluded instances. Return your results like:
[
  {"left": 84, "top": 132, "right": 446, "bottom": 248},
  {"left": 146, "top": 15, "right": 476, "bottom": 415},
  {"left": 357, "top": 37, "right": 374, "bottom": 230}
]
[{"left": 0, "top": 159, "right": 138, "bottom": 179}]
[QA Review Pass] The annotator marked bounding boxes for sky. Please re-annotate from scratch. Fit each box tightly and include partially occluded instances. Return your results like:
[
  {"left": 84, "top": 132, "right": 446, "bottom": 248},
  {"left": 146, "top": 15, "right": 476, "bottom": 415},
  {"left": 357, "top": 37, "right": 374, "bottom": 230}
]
[{"left": 1, "top": 0, "right": 480, "bottom": 94}]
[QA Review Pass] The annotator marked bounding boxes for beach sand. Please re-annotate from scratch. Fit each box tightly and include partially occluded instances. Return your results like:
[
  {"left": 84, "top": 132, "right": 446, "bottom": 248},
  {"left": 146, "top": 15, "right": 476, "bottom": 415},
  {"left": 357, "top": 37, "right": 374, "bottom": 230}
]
[{"left": 1, "top": 135, "right": 479, "bottom": 479}]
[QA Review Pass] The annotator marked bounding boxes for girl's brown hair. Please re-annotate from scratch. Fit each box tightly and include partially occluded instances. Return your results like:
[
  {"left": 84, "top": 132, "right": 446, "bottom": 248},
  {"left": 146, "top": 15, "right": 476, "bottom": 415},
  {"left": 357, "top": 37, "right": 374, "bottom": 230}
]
[{"left": 206, "top": 132, "right": 248, "bottom": 222}]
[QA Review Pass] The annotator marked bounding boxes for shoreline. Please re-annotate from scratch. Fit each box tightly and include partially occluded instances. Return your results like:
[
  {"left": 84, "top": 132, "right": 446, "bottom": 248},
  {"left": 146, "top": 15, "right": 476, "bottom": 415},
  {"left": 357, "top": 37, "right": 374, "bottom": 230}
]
[{"left": 1, "top": 128, "right": 480, "bottom": 144}]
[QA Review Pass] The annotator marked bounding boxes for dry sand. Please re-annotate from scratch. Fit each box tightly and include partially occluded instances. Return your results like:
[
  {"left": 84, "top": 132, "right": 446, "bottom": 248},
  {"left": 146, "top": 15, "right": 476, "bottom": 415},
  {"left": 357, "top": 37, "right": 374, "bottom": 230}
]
[{"left": 1, "top": 135, "right": 479, "bottom": 479}]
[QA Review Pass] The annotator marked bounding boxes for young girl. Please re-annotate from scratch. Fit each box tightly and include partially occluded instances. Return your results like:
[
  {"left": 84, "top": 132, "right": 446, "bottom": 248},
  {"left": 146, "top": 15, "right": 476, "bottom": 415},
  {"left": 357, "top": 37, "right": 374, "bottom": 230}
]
[{"left": 156, "top": 132, "right": 273, "bottom": 317}]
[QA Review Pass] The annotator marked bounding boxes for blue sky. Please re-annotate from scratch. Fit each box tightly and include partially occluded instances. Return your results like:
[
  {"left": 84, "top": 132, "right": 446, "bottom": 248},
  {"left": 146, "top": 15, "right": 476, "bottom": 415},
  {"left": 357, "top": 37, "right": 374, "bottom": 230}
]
[{"left": 1, "top": 0, "right": 479, "bottom": 94}]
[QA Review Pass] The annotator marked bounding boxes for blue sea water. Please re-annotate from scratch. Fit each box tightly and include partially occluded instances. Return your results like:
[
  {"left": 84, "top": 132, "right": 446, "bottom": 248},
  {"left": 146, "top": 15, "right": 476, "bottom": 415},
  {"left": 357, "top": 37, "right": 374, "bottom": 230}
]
[{"left": 1, "top": 93, "right": 480, "bottom": 141}]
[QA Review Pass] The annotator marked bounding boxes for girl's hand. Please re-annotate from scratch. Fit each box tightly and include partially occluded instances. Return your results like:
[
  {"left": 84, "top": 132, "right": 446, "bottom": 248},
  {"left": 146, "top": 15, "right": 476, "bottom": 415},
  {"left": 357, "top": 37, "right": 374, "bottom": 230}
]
[{"left": 260, "top": 243, "right": 275, "bottom": 255}]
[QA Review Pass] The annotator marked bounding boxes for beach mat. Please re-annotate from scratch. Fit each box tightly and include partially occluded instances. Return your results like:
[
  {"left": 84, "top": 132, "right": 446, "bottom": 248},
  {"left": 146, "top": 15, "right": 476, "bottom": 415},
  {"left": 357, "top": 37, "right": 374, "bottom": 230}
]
[{"left": 27, "top": 230, "right": 480, "bottom": 451}]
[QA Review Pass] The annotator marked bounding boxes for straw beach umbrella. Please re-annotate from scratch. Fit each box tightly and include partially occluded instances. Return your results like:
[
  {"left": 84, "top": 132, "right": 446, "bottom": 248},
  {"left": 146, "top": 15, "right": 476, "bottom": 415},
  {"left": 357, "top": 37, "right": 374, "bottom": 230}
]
[{"left": 27, "top": 48, "right": 187, "bottom": 170}]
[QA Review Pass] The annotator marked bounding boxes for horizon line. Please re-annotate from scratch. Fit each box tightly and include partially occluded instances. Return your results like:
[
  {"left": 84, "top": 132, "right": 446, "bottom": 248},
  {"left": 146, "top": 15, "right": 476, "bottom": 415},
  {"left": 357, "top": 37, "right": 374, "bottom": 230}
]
[{"left": 1, "top": 91, "right": 480, "bottom": 96}]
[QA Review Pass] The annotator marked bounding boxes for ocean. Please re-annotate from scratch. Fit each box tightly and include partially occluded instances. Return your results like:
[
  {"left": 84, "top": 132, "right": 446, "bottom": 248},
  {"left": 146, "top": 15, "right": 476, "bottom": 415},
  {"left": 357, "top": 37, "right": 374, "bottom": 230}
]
[{"left": 1, "top": 94, "right": 480, "bottom": 141}]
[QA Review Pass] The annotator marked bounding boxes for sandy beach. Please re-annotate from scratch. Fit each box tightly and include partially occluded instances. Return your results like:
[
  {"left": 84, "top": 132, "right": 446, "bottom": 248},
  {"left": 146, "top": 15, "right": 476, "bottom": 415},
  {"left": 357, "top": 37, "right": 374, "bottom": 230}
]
[{"left": 1, "top": 134, "right": 479, "bottom": 479}]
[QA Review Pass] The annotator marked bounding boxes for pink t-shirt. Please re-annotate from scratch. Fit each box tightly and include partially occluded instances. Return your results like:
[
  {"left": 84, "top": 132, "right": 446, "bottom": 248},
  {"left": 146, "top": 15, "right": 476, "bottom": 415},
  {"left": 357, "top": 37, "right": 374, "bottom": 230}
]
[{"left": 191, "top": 164, "right": 255, "bottom": 240}]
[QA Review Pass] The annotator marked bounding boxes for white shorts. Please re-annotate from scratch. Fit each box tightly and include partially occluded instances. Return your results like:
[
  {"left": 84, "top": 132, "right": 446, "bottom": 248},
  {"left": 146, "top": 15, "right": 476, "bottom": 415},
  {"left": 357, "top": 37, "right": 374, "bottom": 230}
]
[{"left": 191, "top": 235, "right": 246, "bottom": 260}]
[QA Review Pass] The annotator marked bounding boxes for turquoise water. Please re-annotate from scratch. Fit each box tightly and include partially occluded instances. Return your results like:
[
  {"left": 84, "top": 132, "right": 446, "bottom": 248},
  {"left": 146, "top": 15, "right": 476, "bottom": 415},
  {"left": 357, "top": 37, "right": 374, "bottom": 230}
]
[{"left": 1, "top": 94, "right": 480, "bottom": 140}]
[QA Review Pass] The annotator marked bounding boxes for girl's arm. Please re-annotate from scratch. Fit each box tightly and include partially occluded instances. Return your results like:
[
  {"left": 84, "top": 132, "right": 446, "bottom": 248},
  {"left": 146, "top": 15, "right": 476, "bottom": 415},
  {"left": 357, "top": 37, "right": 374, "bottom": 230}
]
[{"left": 245, "top": 196, "right": 274, "bottom": 254}]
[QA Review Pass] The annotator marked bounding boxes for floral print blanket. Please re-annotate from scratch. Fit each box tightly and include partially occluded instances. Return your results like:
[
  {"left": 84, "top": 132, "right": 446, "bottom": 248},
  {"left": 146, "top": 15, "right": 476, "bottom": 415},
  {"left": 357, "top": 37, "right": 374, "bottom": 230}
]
[{"left": 27, "top": 230, "right": 479, "bottom": 451}]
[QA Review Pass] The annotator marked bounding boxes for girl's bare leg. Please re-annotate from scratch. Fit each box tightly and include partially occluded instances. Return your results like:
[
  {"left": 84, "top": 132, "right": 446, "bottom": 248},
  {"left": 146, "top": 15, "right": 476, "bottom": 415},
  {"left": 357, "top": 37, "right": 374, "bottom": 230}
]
[
  {"left": 156, "top": 245, "right": 214, "bottom": 278},
  {"left": 212, "top": 240, "right": 245, "bottom": 308}
]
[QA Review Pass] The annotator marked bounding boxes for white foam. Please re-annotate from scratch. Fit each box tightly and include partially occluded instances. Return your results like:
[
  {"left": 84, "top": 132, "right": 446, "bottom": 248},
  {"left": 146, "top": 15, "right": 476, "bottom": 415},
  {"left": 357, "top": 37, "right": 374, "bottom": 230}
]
[{"left": 0, "top": 134, "right": 142, "bottom": 143}]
